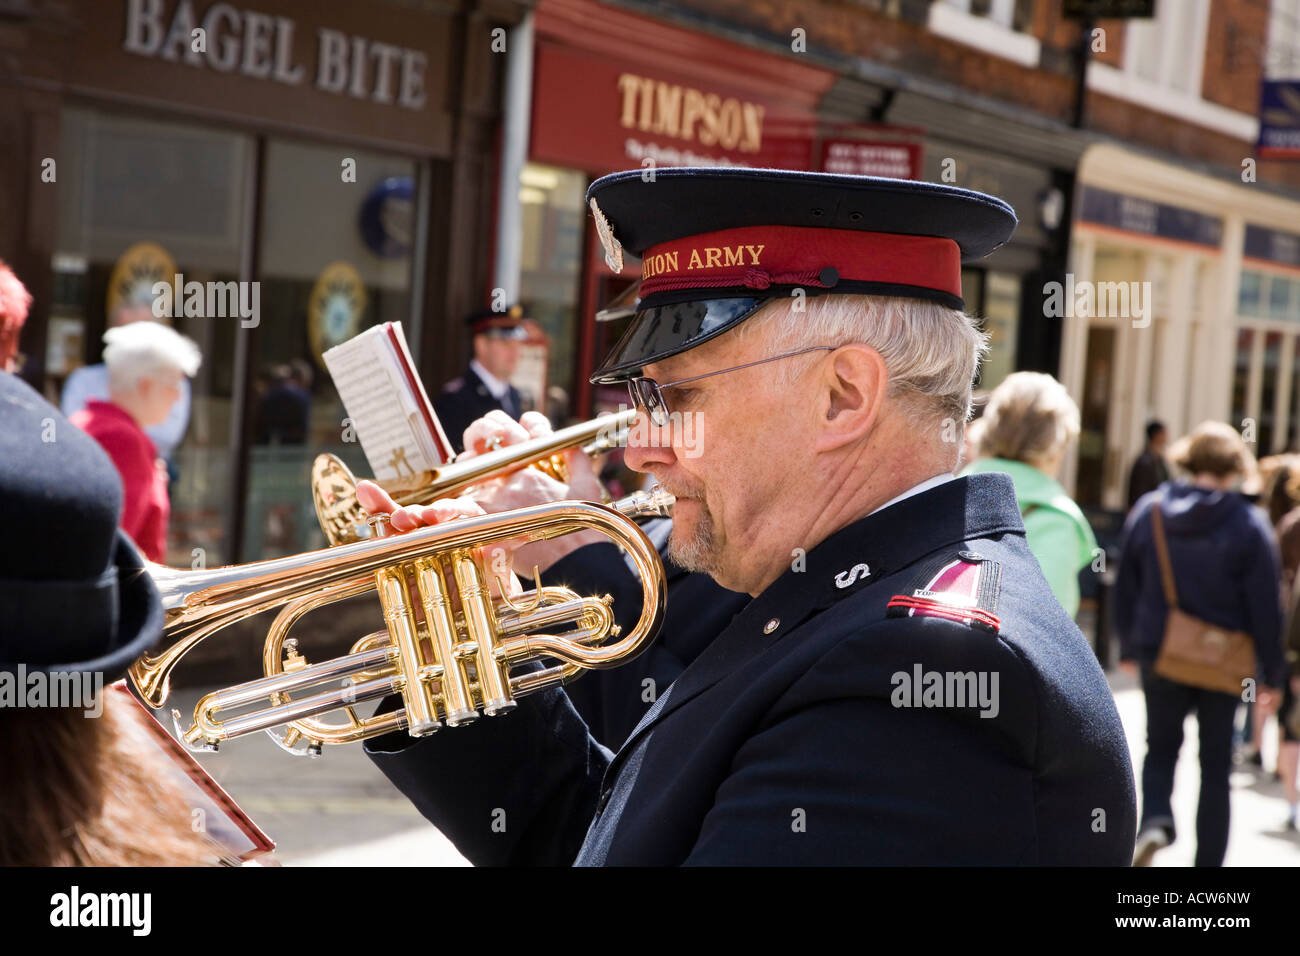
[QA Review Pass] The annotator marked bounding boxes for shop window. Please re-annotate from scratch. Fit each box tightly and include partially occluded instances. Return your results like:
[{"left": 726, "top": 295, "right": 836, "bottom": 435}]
[
  {"left": 1270, "top": 276, "right": 1298, "bottom": 321},
  {"left": 1146, "top": 318, "right": 1165, "bottom": 411},
  {"left": 977, "top": 271, "right": 1020, "bottom": 393},
  {"left": 1269, "top": 0, "right": 1300, "bottom": 80},
  {"left": 1261, "top": 331, "right": 1283, "bottom": 453},
  {"left": 944, "top": 0, "right": 1033, "bottom": 32},
  {"left": 928, "top": 0, "right": 1040, "bottom": 68},
  {"left": 1183, "top": 321, "right": 1200, "bottom": 432},
  {"left": 242, "top": 138, "right": 418, "bottom": 562},
  {"left": 1231, "top": 327, "right": 1254, "bottom": 436},
  {"left": 1241, "top": 269, "right": 1300, "bottom": 325},
  {"left": 1076, "top": 327, "right": 1116, "bottom": 510},
  {"left": 518, "top": 163, "right": 588, "bottom": 417},
  {"left": 1087, "top": 0, "right": 1252, "bottom": 141},
  {"left": 1239, "top": 270, "right": 1263, "bottom": 316},
  {"left": 1125, "top": 0, "right": 1208, "bottom": 96},
  {"left": 1289, "top": 337, "right": 1300, "bottom": 450},
  {"left": 52, "top": 107, "right": 253, "bottom": 567}
]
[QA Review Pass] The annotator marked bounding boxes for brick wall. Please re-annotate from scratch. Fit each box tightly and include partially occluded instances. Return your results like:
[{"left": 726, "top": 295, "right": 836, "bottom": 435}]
[
  {"left": 1203, "top": 0, "right": 1270, "bottom": 114},
  {"left": 648, "top": 0, "right": 1296, "bottom": 191},
  {"left": 1090, "top": 19, "right": 1127, "bottom": 68},
  {"left": 662, "top": 0, "right": 1083, "bottom": 117}
]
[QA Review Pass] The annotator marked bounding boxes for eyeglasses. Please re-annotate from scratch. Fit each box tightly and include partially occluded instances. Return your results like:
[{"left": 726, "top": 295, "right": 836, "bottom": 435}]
[{"left": 626, "top": 345, "right": 835, "bottom": 427}]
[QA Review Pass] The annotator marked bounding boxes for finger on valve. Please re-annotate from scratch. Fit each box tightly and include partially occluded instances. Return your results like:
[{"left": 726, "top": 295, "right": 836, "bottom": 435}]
[
  {"left": 380, "top": 494, "right": 523, "bottom": 605},
  {"left": 519, "top": 410, "right": 554, "bottom": 440},
  {"left": 461, "top": 410, "right": 531, "bottom": 459},
  {"left": 401, "top": 498, "right": 522, "bottom": 601},
  {"left": 356, "top": 480, "right": 399, "bottom": 517},
  {"left": 403, "top": 497, "right": 486, "bottom": 531}
]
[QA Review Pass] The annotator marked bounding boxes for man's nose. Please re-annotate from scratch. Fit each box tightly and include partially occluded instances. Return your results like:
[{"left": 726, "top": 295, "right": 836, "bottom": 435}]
[{"left": 623, "top": 410, "right": 678, "bottom": 473}]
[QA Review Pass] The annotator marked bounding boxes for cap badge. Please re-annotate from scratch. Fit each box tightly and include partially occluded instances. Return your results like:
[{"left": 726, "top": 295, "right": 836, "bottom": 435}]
[{"left": 589, "top": 198, "right": 624, "bottom": 274}]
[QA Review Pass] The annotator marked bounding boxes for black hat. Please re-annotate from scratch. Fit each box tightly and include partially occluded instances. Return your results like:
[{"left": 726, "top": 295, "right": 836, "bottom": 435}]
[
  {"left": 586, "top": 167, "right": 1018, "bottom": 384},
  {"left": 0, "top": 372, "right": 164, "bottom": 681},
  {"left": 465, "top": 304, "right": 528, "bottom": 340}
]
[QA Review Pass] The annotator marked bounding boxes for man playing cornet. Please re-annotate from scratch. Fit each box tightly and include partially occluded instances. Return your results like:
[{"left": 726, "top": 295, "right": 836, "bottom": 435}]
[{"left": 359, "top": 169, "right": 1136, "bottom": 865}]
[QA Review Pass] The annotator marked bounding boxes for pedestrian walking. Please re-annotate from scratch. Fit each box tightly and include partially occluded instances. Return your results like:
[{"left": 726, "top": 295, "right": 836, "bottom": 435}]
[{"left": 1115, "top": 421, "right": 1286, "bottom": 866}]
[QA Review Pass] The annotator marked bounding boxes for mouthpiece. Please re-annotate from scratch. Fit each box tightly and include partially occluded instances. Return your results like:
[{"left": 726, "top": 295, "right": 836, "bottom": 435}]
[{"left": 614, "top": 486, "right": 675, "bottom": 519}]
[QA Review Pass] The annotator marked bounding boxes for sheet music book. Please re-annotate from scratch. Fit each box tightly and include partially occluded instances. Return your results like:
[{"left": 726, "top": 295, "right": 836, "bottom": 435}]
[
  {"left": 111, "top": 682, "right": 275, "bottom": 864},
  {"left": 322, "top": 322, "right": 453, "bottom": 482}
]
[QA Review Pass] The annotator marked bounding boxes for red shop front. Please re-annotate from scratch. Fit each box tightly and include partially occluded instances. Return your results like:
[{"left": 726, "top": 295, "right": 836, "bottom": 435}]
[{"left": 519, "top": 0, "right": 839, "bottom": 418}]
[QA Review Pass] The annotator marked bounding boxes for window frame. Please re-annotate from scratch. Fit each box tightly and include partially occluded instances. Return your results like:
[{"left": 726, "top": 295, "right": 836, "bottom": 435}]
[{"left": 927, "top": 0, "right": 1041, "bottom": 68}]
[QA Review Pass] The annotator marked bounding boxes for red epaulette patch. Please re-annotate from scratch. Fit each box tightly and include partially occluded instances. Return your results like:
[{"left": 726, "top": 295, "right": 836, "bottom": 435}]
[{"left": 885, "top": 551, "right": 1001, "bottom": 634}]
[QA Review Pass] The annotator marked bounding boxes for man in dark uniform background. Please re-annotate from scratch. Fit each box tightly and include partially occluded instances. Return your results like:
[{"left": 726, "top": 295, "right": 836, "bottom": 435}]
[
  {"left": 359, "top": 168, "right": 1138, "bottom": 865},
  {"left": 434, "top": 305, "right": 528, "bottom": 453}
]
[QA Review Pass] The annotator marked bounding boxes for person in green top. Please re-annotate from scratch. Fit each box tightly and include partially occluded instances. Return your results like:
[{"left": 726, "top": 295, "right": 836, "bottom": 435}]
[{"left": 961, "top": 372, "right": 1098, "bottom": 617}]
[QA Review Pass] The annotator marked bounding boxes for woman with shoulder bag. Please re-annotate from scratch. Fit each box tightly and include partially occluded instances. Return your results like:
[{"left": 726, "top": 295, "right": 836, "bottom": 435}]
[{"left": 1114, "top": 422, "right": 1286, "bottom": 866}]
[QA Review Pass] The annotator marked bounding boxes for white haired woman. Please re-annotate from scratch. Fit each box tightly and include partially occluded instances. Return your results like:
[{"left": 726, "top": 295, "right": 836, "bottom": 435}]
[
  {"left": 70, "top": 321, "right": 200, "bottom": 563},
  {"left": 960, "top": 371, "right": 1097, "bottom": 617}
]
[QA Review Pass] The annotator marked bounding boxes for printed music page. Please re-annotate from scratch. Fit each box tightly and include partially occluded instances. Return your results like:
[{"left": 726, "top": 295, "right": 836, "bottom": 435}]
[{"left": 322, "top": 322, "right": 451, "bottom": 483}]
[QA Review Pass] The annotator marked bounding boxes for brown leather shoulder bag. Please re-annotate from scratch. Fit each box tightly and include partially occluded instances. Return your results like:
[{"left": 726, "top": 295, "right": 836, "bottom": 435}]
[{"left": 1149, "top": 498, "right": 1255, "bottom": 695}]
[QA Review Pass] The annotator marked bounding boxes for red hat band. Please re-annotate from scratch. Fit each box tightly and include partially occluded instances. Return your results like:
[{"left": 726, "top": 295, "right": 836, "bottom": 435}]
[{"left": 637, "top": 224, "right": 962, "bottom": 301}]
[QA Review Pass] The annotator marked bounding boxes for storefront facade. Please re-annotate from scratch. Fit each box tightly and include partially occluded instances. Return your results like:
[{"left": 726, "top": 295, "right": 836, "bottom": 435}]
[
  {"left": 844, "top": 88, "right": 1089, "bottom": 395},
  {"left": 4, "top": 0, "right": 526, "bottom": 563},
  {"left": 1060, "top": 143, "right": 1300, "bottom": 511},
  {"left": 520, "top": 0, "right": 845, "bottom": 417},
  {"left": 516, "top": 0, "right": 1089, "bottom": 420}
]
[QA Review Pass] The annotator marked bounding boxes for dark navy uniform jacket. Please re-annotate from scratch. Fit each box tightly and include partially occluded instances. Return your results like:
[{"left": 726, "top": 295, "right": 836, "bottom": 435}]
[
  {"left": 364, "top": 473, "right": 1136, "bottom": 865},
  {"left": 434, "top": 366, "right": 523, "bottom": 455},
  {"left": 562, "top": 517, "right": 750, "bottom": 747}
]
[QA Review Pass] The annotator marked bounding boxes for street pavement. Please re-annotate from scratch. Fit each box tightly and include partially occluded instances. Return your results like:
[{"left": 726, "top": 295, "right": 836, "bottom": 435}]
[
  {"left": 168, "top": 673, "right": 1300, "bottom": 867},
  {"left": 1108, "top": 668, "right": 1300, "bottom": 867}
]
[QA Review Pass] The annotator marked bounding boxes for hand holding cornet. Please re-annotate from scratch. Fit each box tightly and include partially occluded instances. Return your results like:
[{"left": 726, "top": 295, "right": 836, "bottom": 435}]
[
  {"left": 351, "top": 488, "right": 525, "bottom": 607},
  {"left": 462, "top": 409, "right": 606, "bottom": 504},
  {"left": 356, "top": 410, "right": 609, "bottom": 575}
]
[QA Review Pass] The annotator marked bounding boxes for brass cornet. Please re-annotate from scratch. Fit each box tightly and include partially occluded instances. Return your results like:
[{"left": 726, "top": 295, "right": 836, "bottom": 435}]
[
  {"left": 313, "top": 410, "right": 636, "bottom": 546},
  {"left": 129, "top": 488, "right": 671, "bottom": 756}
]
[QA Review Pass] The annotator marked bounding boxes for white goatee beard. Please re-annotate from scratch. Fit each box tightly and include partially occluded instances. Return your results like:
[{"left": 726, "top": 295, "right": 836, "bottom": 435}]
[{"left": 667, "top": 504, "right": 721, "bottom": 576}]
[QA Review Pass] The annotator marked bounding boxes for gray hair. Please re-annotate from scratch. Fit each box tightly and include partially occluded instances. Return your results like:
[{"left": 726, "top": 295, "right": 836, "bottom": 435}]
[
  {"left": 735, "top": 293, "right": 989, "bottom": 426},
  {"left": 977, "top": 371, "right": 1080, "bottom": 465},
  {"left": 103, "top": 321, "right": 201, "bottom": 393}
]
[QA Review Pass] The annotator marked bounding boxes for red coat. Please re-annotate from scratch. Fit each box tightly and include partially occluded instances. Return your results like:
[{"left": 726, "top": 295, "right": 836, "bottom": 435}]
[{"left": 71, "top": 399, "right": 168, "bottom": 562}]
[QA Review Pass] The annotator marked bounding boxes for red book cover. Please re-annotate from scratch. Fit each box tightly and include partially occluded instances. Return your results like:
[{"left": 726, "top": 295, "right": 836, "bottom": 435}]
[
  {"left": 112, "top": 682, "right": 275, "bottom": 864},
  {"left": 384, "top": 322, "right": 454, "bottom": 465}
]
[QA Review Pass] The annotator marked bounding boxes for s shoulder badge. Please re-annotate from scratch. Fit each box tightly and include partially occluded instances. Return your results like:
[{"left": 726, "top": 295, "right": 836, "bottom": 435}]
[{"left": 590, "top": 198, "right": 624, "bottom": 274}]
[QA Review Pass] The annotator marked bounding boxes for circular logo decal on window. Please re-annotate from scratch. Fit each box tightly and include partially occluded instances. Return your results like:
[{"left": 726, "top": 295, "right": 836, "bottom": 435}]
[
  {"left": 309, "top": 261, "right": 368, "bottom": 365},
  {"left": 107, "top": 241, "right": 177, "bottom": 320},
  {"left": 359, "top": 177, "right": 415, "bottom": 259}
]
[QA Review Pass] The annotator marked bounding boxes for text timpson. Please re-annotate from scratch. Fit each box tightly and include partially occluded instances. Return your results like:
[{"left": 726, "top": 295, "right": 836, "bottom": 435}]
[{"left": 616, "top": 74, "right": 764, "bottom": 154}]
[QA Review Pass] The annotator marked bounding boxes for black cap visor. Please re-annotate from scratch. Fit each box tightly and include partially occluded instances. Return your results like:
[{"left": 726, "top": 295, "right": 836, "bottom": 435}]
[
  {"left": 479, "top": 324, "right": 528, "bottom": 341},
  {"left": 589, "top": 277, "right": 967, "bottom": 384},
  {"left": 591, "top": 295, "right": 766, "bottom": 384}
]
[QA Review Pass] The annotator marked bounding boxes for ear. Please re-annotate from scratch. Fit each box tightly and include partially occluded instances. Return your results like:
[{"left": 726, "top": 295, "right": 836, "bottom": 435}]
[{"left": 812, "top": 345, "right": 887, "bottom": 453}]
